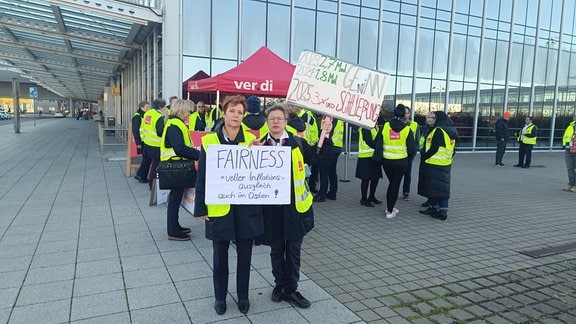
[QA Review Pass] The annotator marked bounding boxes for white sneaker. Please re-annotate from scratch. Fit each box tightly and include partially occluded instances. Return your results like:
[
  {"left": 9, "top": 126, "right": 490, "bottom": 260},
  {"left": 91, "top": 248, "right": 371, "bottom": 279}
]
[{"left": 386, "top": 208, "right": 398, "bottom": 219}]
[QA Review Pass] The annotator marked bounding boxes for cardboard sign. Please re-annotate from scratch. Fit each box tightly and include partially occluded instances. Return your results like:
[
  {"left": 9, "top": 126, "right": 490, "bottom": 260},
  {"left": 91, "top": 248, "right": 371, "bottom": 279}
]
[
  {"left": 205, "top": 145, "right": 291, "bottom": 205},
  {"left": 287, "top": 50, "right": 389, "bottom": 128},
  {"left": 181, "top": 188, "right": 195, "bottom": 215}
]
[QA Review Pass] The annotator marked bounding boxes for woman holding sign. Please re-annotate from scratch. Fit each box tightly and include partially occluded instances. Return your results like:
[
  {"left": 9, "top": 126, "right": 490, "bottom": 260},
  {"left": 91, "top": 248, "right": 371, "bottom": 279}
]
[
  {"left": 193, "top": 95, "right": 263, "bottom": 316},
  {"left": 160, "top": 99, "right": 200, "bottom": 241},
  {"left": 259, "top": 104, "right": 332, "bottom": 309}
]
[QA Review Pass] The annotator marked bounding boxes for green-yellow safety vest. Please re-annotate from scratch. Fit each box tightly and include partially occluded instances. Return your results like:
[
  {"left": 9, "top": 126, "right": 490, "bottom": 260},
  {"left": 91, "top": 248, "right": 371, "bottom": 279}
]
[
  {"left": 140, "top": 109, "right": 163, "bottom": 147},
  {"left": 425, "top": 128, "right": 455, "bottom": 166},
  {"left": 517, "top": 124, "right": 537, "bottom": 145},
  {"left": 160, "top": 118, "right": 191, "bottom": 161},
  {"left": 382, "top": 123, "right": 410, "bottom": 160},
  {"left": 358, "top": 128, "right": 378, "bottom": 158}
]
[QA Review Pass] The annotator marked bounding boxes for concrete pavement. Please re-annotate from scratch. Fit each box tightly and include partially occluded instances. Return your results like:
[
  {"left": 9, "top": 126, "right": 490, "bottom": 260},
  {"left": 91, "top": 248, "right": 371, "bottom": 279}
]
[{"left": 0, "top": 117, "right": 574, "bottom": 323}]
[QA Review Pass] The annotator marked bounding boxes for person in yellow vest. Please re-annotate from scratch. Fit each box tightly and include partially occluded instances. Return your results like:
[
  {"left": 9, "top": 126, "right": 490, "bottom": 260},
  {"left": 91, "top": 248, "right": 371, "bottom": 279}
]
[
  {"left": 418, "top": 111, "right": 458, "bottom": 221},
  {"left": 140, "top": 98, "right": 166, "bottom": 189},
  {"left": 355, "top": 124, "right": 383, "bottom": 207},
  {"left": 562, "top": 117, "right": 576, "bottom": 192},
  {"left": 132, "top": 100, "right": 151, "bottom": 183},
  {"left": 188, "top": 100, "right": 208, "bottom": 131},
  {"left": 242, "top": 95, "right": 268, "bottom": 137},
  {"left": 258, "top": 104, "right": 332, "bottom": 309},
  {"left": 514, "top": 116, "right": 538, "bottom": 168},
  {"left": 401, "top": 105, "right": 420, "bottom": 201},
  {"left": 381, "top": 105, "right": 418, "bottom": 218},
  {"left": 285, "top": 106, "right": 306, "bottom": 137},
  {"left": 193, "top": 95, "right": 263, "bottom": 316},
  {"left": 417, "top": 111, "right": 436, "bottom": 208},
  {"left": 313, "top": 116, "right": 344, "bottom": 202},
  {"left": 160, "top": 100, "right": 199, "bottom": 241}
]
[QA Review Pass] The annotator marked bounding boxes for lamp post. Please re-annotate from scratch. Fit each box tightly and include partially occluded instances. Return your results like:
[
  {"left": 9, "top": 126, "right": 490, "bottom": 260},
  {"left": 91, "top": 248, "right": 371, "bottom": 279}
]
[{"left": 432, "top": 84, "right": 445, "bottom": 109}]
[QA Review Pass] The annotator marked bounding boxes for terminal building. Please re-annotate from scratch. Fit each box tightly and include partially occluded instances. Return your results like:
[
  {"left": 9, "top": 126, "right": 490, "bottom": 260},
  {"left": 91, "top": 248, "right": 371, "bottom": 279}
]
[{"left": 1, "top": 0, "right": 576, "bottom": 150}]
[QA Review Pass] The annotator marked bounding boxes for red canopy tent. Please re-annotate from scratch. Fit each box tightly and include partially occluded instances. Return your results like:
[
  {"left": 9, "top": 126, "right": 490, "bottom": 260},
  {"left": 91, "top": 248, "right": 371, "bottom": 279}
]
[
  {"left": 187, "top": 46, "right": 295, "bottom": 98},
  {"left": 181, "top": 70, "right": 214, "bottom": 103}
]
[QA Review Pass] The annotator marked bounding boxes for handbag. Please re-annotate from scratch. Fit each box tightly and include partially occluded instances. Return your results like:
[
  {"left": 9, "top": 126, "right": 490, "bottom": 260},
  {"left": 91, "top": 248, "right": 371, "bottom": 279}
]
[{"left": 157, "top": 159, "right": 196, "bottom": 190}]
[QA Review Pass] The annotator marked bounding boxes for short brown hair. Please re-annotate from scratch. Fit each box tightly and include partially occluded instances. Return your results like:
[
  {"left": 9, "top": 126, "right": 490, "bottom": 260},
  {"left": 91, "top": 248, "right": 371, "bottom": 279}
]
[
  {"left": 222, "top": 95, "right": 246, "bottom": 114},
  {"left": 138, "top": 101, "right": 149, "bottom": 108}
]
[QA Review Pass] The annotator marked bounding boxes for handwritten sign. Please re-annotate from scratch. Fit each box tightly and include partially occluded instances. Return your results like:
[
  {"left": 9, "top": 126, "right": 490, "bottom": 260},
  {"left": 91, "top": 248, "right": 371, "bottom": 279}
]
[
  {"left": 205, "top": 145, "right": 291, "bottom": 204},
  {"left": 287, "top": 50, "right": 389, "bottom": 129}
]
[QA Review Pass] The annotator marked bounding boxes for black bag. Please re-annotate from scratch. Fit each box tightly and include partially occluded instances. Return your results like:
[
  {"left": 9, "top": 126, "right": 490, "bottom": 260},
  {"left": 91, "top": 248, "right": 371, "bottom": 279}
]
[{"left": 157, "top": 160, "right": 196, "bottom": 190}]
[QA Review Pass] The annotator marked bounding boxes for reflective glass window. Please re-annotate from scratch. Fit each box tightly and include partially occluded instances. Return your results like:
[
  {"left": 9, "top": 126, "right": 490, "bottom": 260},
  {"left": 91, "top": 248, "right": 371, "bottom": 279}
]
[
  {"left": 416, "top": 28, "right": 433, "bottom": 78},
  {"left": 183, "top": 56, "right": 210, "bottom": 81},
  {"left": 383, "top": 0, "right": 399, "bottom": 12},
  {"left": 241, "top": 0, "right": 266, "bottom": 59},
  {"left": 212, "top": 59, "right": 237, "bottom": 75},
  {"left": 521, "top": 45, "right": 535, "bottom": 84},
  {"left": 455, "top": 0, "right": 470, "bottom": 14},
  {"left": 465, "top": 37, "right": 480, "bottom": 82},
  {"left": 339, "top": 15, "right": 360, "bottom": 62},
  {"left": 318, "top": 0, "right": 337, "bottom": 12},
  {"left": 450, "top": 34, "right": 467, "bottom": 80},
  {"left": 212, "top": 0, "right": 238, "bottom": 59},
  {"left": 379, "top": 22, "right": 398, "bottom": 74},
  {"left": 485, "top": 0, "right": 500, "bottom": 20},
  {"left": 360, "top": 6, "right": 378, "bottom": 20},
  {"left": 267, "top": 4, "right": 290, "bottom": 58},
  {"left": 362, "top": 0, "right": 380, "bottom": 9},
  {"left": 469, "top": 1, "right": 483, "bottom": 17},
  {"left": 525, "top": 0, "right": 538, "bottom": 27},
  {"left": 293, "top": 8, "right": 316, "bottom": 60},
  {"left": 398, "top": 25, "right": 415, "bottom": 76},
  {"left": 494, "top": 40, "right": 508, "bottom": 84},
  {"left": 400, "top": 3, "right": 416, "bottom": 16},
  {"left": 183, "top": 0, "right": 210, "bottom": 57},
  {"left": 359, "top": 19, "right": 377, "bottom": 69},
  {"left": 432, "top": 31, "right": 448, "bottom": 80},
  {"left": 294, "top": 0, "right": 316, "bottom": 9},
  {"left": 342, "top": 3, "right": 360, "bottom": 16},
  {"left": 382, "top": 11, "right": 399, "bottom": 23},
  {"left": 316, "top": 12, "right": 337, "bottom": 56},
  {"left": 481, "top": 38, "right": 496, "bottom": 83}
]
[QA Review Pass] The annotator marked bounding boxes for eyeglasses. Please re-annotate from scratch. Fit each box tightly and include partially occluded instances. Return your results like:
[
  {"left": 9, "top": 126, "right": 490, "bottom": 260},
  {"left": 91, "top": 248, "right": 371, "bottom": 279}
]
[{"left": 268, "top": 117, "right": 287, "bottom": 122}]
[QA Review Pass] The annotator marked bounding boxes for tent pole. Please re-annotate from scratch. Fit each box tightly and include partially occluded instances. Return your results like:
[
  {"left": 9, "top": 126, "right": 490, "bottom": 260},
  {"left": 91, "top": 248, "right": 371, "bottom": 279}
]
[{"left": 216, "top": 91, "right": 220, "bottom": 119}]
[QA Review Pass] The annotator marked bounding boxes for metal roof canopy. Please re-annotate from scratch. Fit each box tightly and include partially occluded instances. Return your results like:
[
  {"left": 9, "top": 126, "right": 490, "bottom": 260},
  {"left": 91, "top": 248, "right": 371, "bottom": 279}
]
[{"left": 0, "top": 0, "right": 162, "bottom": 102}]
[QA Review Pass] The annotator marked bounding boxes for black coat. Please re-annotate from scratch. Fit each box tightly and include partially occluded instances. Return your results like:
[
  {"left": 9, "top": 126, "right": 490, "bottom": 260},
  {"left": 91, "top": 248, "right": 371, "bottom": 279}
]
[
  {"left": 494, "top": 118, "right": 510, "bottom": 141},
  {"left": 193, "top": 126, "right": 264, "bottom": 241},
  {"left": 261, "top": 133, "right": 332, "bottom": 241}
]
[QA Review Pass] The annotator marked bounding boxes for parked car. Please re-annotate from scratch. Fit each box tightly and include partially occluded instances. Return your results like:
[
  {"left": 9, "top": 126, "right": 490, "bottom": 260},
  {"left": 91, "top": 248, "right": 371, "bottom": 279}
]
[
  {"left": 54, "top": 112, "right": 65, "bottom": 118},
  {"left": 0, "top": 111, "right": 12, "bottom": 120}
]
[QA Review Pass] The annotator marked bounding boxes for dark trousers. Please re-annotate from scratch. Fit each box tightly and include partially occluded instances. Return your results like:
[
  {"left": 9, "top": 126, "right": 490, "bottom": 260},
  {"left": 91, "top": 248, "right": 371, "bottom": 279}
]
[
  {"left": 383, "top": 164, "right": 407, "bottom": 213},
  {"left": 270, "top": 236, "right": 303, "bottom": 293},
  {"left": 136, "top": 154, "right": 151, "bottom": 180},
  {"left": 402, "top": 155, "right": 415, "bottom": 194},
  {"left": 147, "top": 157, "right": 160, "bottom": 189},
  {"left": 318, "top": 152, "right": 341, "bottom": 198},
  {"left": 308, "top": 164, "right": 319, "bottom": 190},
  {"left": 213, "top": 239, "right": 253, "bottom": 301},
  {"left": 167, "top": 189, "right": 183, "bottom": 235},
  {"left": 518, "top": 143, "right": 533, "bottom": 167},
  {"left": 495, "top": 139, "right": 507, "bottom": 164}
]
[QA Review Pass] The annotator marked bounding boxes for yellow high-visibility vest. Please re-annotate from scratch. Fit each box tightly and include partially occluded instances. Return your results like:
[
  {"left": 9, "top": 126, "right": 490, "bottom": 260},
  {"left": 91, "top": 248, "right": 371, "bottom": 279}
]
[
  {"left": 425, "top": 128, "right": 455, "bottom": 166},
  {"left": 382, "top": 123, "right": 410, "bottom": 160},
  {"left": 160, "top": 118, "right": 191, "bottom": 161},
  {"left": 140, "top": 109, "right": 163, "bottom": 147}
]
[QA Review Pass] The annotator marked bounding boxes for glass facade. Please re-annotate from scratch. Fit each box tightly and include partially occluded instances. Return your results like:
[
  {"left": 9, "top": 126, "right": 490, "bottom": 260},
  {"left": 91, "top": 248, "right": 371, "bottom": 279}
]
[{"left": 182, "top": 0, "right": 576, "bottom": 151}]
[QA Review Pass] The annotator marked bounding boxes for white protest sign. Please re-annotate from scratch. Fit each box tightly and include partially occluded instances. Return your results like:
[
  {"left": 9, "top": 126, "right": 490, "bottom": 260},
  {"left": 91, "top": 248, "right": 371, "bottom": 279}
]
[
  {"left": 287, "top": 50, "right": 389, "bottom": 128},
  {"left": 205, "top": 145, "right": 291, "bottom": 205}
]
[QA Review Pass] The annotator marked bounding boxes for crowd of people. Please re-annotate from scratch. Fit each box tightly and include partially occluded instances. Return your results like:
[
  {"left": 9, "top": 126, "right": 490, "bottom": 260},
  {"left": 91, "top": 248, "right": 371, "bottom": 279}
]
[{"left": 129, "top": 93, "right": 462, "bottom": 315}]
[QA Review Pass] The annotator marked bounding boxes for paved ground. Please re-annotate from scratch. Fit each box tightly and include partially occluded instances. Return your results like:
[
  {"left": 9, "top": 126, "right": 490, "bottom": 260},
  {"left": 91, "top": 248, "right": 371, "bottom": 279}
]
[{"left": 0, "top": 118, "right": 574, "bottom": 323}]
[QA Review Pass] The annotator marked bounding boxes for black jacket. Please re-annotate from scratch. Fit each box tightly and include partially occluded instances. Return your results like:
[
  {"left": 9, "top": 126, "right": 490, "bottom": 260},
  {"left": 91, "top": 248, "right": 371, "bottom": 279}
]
[
  {"left": 164, "top": 116, "right": 200, "bottom": 161},
  {"left": 261, "top": 133, "right": 332, "bottom": 241},
  {"left": 243, "top": 113, "right": 267, "bottom": 130},
  {"left": 131, "top": 108, "right": 146, "bottom": 146},
  {"left": 193, "top": 126, "right": 264, "bottom": 241},
  {"left": 494, "top": 118, "right": 510, "bottom": 141}
]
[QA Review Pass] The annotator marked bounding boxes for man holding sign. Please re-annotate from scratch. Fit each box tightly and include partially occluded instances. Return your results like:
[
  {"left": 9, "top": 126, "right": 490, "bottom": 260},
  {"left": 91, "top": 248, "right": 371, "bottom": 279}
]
[{"left": 257, "top": 104, "right": 333, "bottom": 309}]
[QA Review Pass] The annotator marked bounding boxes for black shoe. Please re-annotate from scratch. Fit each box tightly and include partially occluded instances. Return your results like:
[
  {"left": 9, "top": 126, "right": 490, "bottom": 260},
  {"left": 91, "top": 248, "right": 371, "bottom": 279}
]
[
  {"left": 134, "top": 175, "right": 147, "bottom": 183},
  {"left": 310, "top": 187, "right": 319, "bottom": 194},
  {"left": 271, "top": 286, "right": 283, "bottom": 302},
  {"left": 326, "top": 193, "right": 337, "bottom": 200},
  {"left": 283, "top": 291, "right": 311, "bottom": 309},
  {"left": 419, "top": 207, "right": 438, "bottom": 215},
  {"left": 237, "top": 299, "right": 250, "bottom": 314},
  {"left": 214, "top": 300, "right": 226, "bottom": 315},
  {"left": 421, "top": 201, "right": 430, "bottom": 207},
  {"left": 513, "top": 164, "right": 522, "bottom": 167},
  {"left": 368, "top": 197, "right": 382, "bottom": 204},
  {"left": 178, "top": 227, "right": 191, "bottom": 234},
  {"left": 499, "top": 163, "right": 506, "bottom": 166},
  {"left": 522, "top": 165, "right": 530, "bottom": 169},
  {"left": 168, "top": 233, "right": 190, "bottom": 241},
  {"left": 432, "top": 210, "right": 448, "bottom": 221},
  {"left": 313, "top": 195, "right": 325, "bottom": 202},
  {"left": 360, "top": 199, "right": 374, "bottom": 207}
]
